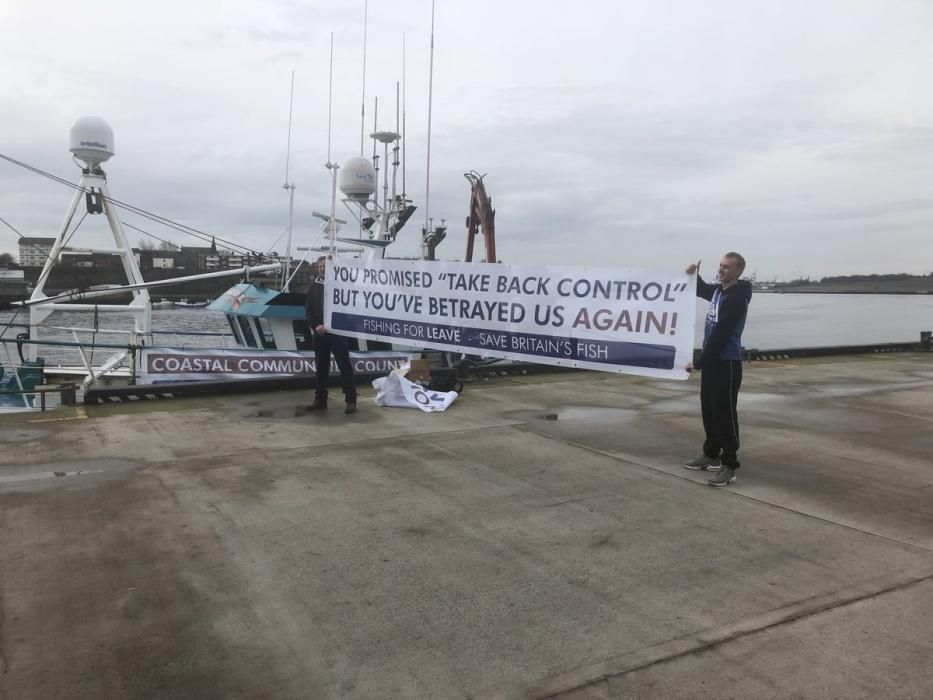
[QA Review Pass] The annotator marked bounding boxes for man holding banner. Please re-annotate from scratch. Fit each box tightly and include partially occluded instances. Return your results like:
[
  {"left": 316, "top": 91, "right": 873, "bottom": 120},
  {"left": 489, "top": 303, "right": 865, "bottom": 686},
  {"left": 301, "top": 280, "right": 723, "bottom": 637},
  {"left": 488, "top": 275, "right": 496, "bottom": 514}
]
[
  {"left": 323, "top": 258, "right": 698, "bottom": 381},
  {"left": 305, "top": 256, "right": 357, "bottom": 414},
  {"left": 683, "top": 253, "right": 752, "bottom": 487}
]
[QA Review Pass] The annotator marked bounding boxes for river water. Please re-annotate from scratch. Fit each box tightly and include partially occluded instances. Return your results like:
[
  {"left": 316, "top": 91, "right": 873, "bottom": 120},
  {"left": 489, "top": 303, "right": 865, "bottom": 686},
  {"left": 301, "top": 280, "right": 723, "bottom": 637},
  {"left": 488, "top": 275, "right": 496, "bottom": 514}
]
[{"left": 2, "top": 293, "right": 932, "bottom": 367}]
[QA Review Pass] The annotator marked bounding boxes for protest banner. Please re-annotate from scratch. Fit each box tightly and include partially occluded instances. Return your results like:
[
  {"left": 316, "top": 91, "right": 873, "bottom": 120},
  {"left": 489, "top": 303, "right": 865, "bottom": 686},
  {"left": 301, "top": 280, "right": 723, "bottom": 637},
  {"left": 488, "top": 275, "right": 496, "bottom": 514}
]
[
  {"left": 324, "top": 258, "right": 697, "bottom": 379},
  {"left": 140, "top": 348, "right": 407, "bottom": 383}
]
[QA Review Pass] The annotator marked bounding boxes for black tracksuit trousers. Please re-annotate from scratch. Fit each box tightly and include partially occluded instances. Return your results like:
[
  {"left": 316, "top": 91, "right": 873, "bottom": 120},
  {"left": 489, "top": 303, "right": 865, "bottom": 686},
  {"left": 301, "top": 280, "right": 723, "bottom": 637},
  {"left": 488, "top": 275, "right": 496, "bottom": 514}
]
[
  {"left": 700, "top": 359, "right": 742, "bottom": 469},
  {"left": 312, "top": 333, "right": 357, "bottom": 403}
]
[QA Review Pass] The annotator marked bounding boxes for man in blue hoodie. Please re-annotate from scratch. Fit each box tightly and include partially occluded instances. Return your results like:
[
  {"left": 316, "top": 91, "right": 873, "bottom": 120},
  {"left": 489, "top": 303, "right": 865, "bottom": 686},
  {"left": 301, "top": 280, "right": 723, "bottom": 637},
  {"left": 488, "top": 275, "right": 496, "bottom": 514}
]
[{"left": 683, "top": 253, "right": 753, "bottom": 486}]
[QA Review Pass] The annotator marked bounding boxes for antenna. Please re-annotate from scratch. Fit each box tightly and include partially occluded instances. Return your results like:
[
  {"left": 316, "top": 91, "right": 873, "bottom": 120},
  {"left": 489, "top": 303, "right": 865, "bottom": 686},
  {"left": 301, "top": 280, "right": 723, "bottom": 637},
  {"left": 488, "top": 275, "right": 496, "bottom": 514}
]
[
  {"left": 373, "top": 96, "right": 379, "bottom": 161},
  {"left": 283, "top": 69, "right": 297, "bottom": 291},
  {"left": 372, "top": 96, "right": 379, "bottom": 218},
  {"left": 360, "top": 0, "right": 368, "bottom": 156},
  {"left": 327, "top": 32, "right": 334, "bottom": 164},
  {"left": 394, "top": 80, "right": 400, "bottom": 210},
  {"left": 285, "top": 69, "right": 295, "bottom": 184},
  {"left": 327, "top": 33, "right": 339, "bottom": 256},
  {"left": 402, "top": 33, "right": 407, "bottom": 200},
  {"left": 424, "top": 0, "right": 436, "bottom": 230}
]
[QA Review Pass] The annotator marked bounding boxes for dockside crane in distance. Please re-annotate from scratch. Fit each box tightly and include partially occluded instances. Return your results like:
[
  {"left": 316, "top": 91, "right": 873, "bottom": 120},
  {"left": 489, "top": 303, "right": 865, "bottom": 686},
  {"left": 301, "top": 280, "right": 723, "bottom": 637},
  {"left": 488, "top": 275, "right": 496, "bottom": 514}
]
[{"left": 463, "top": 171, "right": 496, "bottom": 263}]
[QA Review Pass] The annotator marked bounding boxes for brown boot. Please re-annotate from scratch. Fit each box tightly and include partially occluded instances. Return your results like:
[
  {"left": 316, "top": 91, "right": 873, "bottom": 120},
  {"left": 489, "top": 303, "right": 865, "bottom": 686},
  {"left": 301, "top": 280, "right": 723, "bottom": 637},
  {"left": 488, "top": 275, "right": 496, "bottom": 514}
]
[{"left": 306, "top": 396, "right": 327, "bottom": 411}]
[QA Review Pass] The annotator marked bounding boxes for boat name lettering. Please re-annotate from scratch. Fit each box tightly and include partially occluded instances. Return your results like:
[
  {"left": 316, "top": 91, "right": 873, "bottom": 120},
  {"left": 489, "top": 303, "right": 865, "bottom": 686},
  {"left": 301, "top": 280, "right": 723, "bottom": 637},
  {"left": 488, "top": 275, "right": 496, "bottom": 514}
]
[
  {"left": 150, "top": 357, "right": 234, "bottom": 373},
  {"left": 236, "top": 358, "right": 316, "bottom": 373},
  {"left": 145, "top": 352, "right": 406, "bottom": 378}
]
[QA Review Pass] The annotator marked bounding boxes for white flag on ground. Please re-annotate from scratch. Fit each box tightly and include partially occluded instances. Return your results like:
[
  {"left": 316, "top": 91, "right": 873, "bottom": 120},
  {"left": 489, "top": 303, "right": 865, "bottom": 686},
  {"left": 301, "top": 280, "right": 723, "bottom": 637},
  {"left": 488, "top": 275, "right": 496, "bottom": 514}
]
[{"left": 372, "top": 367, "right": 458, "bottom": 412}]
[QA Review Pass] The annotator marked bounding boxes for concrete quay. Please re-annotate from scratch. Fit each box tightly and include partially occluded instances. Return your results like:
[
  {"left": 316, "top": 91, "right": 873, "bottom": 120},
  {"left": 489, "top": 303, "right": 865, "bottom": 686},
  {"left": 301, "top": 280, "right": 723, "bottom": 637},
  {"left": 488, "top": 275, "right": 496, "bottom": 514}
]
[{"left": 1, "top": 352, "right": 932, "bottom": 699}]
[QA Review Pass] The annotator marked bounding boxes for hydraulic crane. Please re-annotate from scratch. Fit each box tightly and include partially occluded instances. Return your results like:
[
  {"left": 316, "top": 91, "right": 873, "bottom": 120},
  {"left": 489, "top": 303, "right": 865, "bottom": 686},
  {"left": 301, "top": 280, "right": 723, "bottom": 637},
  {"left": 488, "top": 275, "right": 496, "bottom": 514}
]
[{"left": 463, "top": 171, "right": 496, "bottom": 262}]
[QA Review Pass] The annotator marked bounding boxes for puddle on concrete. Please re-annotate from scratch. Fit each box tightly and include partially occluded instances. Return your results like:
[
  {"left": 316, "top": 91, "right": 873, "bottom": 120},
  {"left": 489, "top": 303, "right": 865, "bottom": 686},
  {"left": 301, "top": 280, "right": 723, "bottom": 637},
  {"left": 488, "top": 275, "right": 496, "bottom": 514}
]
[
  {"left": 521, "top": 391, "right": 793, "bottom": 422},
  {"left": 0, "top": 458, "right": 142, "bottom": 486},
  {"left": 0, "top": 426, "right": 52, "bottom": 443},
  {"left": 646, "top": 382, "right": 695, "bottom": 394},
  {"left": 512, "top": 406, "right": 640, "bottom": 423},
  {"left": 798, "top": 380, "right": 933, "bottom": 400},
  {"left": 242, "top": 404, "right": 379, "bottom": 422}
]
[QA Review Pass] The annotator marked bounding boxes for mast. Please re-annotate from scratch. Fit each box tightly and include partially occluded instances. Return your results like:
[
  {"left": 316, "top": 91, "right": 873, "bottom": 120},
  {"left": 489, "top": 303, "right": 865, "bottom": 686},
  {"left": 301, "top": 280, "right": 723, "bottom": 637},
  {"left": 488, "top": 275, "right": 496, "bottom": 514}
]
[
  {"left": 402, "top": 33, "right": 407, "bottom": 201},
  {"left": 420, "top": 0, "right": 446, "bottom": 259},
  {"left": 392, "top": 81, "right": 400, "bottom": 209},
  {"left": 327, "top": 32, "right": 339, "bottom": 256},
  {"left": 424, "top": 0, "right": 435, "bottom": 231},
  {"left": 359, "top": 0, "right": 368, "bottom": 156},
  {"left": 283, "top": 69, "right": 296, "bottom": 291},
  {"left": 372, "top": 96, "right": 379, "bottom": 218}
]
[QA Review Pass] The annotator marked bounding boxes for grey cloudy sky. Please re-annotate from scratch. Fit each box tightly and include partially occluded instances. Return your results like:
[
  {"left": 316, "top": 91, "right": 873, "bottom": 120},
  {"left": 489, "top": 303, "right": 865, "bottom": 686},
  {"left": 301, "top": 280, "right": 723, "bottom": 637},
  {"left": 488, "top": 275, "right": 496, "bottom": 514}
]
[{"left": 1, "top": 0, "right": 932, "bottom": 279}]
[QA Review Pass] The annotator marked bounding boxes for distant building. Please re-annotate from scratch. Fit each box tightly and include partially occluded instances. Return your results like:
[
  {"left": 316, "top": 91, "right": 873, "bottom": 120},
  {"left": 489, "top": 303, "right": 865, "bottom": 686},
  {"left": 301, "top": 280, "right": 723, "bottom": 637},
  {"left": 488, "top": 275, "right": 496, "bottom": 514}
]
[
  {"left": 134, "top": 249, "right": 181, "bottom": 271},
  {"left": 176, "top": 246, "right": 212, "bottom": 271},
  {"left": 18, "top": 237, "right": 55, "bottom": 267}
]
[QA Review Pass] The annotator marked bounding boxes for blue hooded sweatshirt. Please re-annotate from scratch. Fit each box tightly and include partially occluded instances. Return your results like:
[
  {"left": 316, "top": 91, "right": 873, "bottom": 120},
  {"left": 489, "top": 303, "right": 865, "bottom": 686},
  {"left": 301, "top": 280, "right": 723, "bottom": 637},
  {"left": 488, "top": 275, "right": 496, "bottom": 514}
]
[{"left": 695, "top": 275, "right": 753, "bottom": 368}]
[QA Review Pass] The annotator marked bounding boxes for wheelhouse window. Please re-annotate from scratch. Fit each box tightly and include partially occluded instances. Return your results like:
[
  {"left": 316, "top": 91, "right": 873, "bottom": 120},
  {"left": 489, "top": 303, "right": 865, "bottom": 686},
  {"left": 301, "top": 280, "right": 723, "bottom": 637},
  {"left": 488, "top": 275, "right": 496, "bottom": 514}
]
[
  {"left": 236, "top": 316, "right": 258, "bottom": 347},
  {"left": 226, "top": 315, "right": 243, "bottom": 344},
  {"left": 257, "top": 318, "right": 277, "bottom": 349}
]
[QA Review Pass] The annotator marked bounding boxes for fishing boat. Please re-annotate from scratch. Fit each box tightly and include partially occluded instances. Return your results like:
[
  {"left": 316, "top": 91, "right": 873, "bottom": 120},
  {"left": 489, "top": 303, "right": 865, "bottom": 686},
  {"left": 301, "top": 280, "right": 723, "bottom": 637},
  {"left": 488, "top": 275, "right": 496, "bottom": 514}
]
[
  {"left": 196, "top": 18, "right": 457, "bottom": 384},
  {"left": 0, "top": 116, "right": 281, "bottom": 394},
  {"left": 1, "top": 5, "right": 464, "bottom": 397}
]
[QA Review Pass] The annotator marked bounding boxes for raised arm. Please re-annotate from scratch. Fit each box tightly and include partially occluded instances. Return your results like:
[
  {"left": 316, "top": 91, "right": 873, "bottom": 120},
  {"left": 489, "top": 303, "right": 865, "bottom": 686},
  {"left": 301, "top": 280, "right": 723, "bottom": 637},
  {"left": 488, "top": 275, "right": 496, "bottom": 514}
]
[{"left": 686, "top": 260, "right": 716, "bottom": 301}]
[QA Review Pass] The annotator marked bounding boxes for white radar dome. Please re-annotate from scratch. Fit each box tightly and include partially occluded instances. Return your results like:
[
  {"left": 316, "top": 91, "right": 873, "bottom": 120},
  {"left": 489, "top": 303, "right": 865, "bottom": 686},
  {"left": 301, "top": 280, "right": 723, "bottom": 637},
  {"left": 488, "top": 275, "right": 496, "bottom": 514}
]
[
  {"left": 69, "top": 116, "right": 114, "bottom": 168},
  {"left": 338, "top": 157, "right": 376, "bottom": 201}
]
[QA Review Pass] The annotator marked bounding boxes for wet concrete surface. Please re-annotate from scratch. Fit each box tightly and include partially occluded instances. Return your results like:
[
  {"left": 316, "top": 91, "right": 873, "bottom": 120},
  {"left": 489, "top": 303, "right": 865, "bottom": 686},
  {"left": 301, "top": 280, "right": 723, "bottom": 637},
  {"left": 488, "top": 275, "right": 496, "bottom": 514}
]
[{"left": 1, "top": 353, "right": 932, "bottom": 699}]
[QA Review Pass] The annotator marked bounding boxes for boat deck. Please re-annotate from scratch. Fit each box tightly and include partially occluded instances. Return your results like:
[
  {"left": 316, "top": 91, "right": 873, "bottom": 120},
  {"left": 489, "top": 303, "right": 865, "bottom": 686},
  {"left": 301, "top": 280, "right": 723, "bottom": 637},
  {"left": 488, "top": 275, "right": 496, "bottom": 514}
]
[{"left": 2, "top": 353, "right": 932, "bottom": 699}]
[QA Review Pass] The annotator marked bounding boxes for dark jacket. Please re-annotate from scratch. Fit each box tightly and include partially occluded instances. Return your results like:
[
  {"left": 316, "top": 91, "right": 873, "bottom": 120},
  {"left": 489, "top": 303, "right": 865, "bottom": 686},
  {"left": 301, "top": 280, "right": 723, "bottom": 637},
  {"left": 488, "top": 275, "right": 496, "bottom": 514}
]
[
  {"left": 305, "top": 281, "right": 325, "bottom": 329},
  {"left": 696, "top": 275, "right": 752, "bottom": 368}
]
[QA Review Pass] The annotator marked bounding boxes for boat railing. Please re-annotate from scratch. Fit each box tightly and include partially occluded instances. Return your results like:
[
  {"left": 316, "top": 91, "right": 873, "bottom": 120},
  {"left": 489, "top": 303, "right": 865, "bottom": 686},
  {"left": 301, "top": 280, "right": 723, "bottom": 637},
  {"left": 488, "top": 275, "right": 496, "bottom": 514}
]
[
  {"left": 150, "top": 329, "right": 236, "bottom": 348},
  {"left": 0, "top": 336, "right": 133, "bottom": 351},
  {"left": 43, "top": 325, "right": 137, "bottom": 336},
  {"left": 0, "top": 383, "right": 78, "bottom": 412}
]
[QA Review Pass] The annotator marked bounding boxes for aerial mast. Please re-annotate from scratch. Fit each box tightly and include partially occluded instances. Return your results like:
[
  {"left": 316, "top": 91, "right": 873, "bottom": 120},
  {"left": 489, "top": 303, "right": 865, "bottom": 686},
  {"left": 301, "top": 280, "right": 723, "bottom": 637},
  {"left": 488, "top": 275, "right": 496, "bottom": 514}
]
[
  {"left": 420, "top": 0, "right": 446, "bottom": 260},
  {"left": 282, "top": 69, "right": 296, "bottom": 291}
]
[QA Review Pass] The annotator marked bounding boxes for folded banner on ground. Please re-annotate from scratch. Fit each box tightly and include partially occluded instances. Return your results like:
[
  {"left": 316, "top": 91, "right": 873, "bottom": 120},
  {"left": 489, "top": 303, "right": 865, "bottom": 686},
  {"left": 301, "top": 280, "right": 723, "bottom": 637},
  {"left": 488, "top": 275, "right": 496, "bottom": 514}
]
[
  {"left": 325, "top": 259, "right": 696, "bottom": 379},
  {"left": 372, "top": 367, "right": 458, "bottom": 412}
]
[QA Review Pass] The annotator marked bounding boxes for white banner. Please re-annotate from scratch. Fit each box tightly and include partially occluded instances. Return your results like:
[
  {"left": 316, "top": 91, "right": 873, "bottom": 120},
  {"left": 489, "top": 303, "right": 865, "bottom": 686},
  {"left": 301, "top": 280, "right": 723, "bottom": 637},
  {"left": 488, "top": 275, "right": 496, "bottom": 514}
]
[
  {"left": 372, "top": 369, "right": 458, "bottom": 412},
  {"left": 325, "top": 259, "right": 696, "bottom": 379},
  {"left": 140, "top": 347, "right": 408, "bottom": 383}
]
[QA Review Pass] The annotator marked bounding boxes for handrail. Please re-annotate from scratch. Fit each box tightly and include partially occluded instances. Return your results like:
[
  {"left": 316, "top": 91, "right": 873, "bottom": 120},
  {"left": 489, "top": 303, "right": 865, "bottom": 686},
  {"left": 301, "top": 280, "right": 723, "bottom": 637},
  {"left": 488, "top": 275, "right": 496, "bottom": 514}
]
[
  {"left": 2, "top": 322, "right": 232, "bottom": 338},
  {"left": 0, "top": 337, "right": 131, "bottom": 350},
  {"left": 151, "top": 330, "right": 234, "bottom": 337},
  {"left": 0, "top": 383, "right": 77, "bottom": 411}
]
